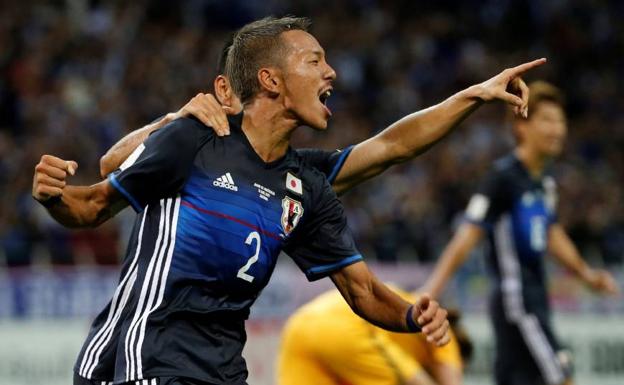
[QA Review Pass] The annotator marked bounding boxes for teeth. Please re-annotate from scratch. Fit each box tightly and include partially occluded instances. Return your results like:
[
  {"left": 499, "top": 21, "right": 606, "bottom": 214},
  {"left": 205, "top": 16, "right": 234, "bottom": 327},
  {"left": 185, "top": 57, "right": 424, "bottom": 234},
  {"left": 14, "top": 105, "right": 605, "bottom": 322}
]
[{"left": 320, "top": 90, "right": 331, "bottom": 104}]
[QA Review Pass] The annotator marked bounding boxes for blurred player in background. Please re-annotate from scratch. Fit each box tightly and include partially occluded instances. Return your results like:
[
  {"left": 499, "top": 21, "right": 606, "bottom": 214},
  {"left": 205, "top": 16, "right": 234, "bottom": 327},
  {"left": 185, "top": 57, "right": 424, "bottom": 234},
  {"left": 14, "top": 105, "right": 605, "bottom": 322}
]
[
  {"left": 422, "top": 81, "right": 619, "bottom": 385},
  {"left": 277, "top": 286, "right": 473, "bottom": 385}
]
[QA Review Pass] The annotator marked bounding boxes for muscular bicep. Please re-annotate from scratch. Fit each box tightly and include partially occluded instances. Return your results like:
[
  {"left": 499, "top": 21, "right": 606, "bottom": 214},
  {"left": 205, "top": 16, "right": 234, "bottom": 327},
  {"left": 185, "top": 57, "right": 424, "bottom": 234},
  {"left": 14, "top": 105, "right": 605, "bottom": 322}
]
[{"left": 330, "top": 261, "right": 375, "bottom": 308}]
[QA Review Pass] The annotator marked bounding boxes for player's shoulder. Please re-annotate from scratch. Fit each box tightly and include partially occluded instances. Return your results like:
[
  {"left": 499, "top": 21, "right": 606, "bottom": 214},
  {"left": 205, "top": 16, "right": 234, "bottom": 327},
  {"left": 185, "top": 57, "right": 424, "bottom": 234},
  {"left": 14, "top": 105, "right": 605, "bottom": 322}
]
[
  {"left": 491, "top": 154, "right": 518, "bottom": 174},
  {"left": 299, "top": 157, "right": 335, "bottom": 199},
  {"left": 484, "top": 153, "right": 522, "bottom": 182},
  {"left": 165, "top": 116, "right": 218, "bottom": 141}
]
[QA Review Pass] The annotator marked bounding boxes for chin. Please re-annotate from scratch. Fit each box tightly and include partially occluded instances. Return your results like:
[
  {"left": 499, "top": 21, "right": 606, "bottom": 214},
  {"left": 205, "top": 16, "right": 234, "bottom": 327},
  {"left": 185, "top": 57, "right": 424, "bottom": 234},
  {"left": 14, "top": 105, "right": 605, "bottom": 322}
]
[
  {"left": 545, "top": 147, "right": 563, "bottom": 157},
  {"left": 302, "top": 114, "right": 329, "bottom": 130}
]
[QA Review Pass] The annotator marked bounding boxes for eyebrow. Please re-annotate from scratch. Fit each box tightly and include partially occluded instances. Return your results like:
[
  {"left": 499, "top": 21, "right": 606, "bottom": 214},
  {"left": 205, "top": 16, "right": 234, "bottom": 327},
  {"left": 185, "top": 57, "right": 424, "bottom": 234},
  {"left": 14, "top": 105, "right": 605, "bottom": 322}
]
[{"left": 311, "top": 49, "right": 325, "bottom": 58}]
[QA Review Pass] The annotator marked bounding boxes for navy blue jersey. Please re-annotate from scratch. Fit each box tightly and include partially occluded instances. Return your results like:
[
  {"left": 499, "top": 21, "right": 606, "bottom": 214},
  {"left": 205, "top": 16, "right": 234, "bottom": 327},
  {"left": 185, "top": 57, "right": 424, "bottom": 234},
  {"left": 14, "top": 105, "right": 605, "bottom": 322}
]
[
  {"left": 465, "top": 154, "right": 567, "bottom": 384},
  {"left": 465, "top": 154, "right": 558, "bottom": 317},
  {"left": 296, "top": 146, "right": 353, "bottom": 185},
  {"left": 75, "top": 114, "right": 361, "bottom": 384}
]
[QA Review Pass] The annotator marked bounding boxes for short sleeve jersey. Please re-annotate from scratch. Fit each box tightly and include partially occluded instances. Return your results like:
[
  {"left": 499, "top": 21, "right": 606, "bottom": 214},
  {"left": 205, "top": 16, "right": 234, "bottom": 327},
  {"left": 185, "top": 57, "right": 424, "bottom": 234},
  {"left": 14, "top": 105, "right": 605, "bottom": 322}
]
[
  {"left": 75, "top": 114, "right": 361, "bottom": 384},
  {"left": 463, "top": 154, "right": 558, "bottom": 316},
  {"left": 295, "top": 146, "right": 354, "bottom": 185}
]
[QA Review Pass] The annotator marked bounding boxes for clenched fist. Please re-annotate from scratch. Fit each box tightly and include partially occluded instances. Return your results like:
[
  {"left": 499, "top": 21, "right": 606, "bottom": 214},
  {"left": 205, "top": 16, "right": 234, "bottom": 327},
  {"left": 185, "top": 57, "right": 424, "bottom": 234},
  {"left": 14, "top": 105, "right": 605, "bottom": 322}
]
[
  {"left": 32, "top": 155, "right": 78, "bottom": 203},
  {"left": 413, "top": 294, "right": 450, "bottom": 346}
]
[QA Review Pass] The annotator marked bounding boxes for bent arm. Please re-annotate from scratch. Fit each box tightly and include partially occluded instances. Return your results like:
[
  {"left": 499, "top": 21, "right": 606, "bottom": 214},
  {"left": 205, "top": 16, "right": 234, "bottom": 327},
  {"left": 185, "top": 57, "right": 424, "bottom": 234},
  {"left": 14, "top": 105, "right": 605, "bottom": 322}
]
[
  {"left": 100, "top": 93, "right": 230, "bottom": 178},
  {"left": 548, "top": 224, "right": 592, "bottom": 279},
  {"left": 44, "top": 181, "right": 127, "bottom": 228},
  {"left": 548, "top": 224, "right": 618, "bottom": 295},
  {"left": 330, "top": 261, "right": 416, "bottom": 332},
  {"left": 100, "top": 115, "right": 173, "bottom": 178},
  {"left": 423, "top": 223, "right": 484, "bottom": 299},
  {"left": 331, "top": 261, "right": 450, "bottom": 347}
]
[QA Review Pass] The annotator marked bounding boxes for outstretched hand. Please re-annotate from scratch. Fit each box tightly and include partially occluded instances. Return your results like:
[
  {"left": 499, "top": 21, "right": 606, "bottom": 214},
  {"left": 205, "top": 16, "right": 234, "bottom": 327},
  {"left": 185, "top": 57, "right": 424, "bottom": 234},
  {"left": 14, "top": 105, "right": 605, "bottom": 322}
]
[
  {"left": 414, "top": 293, "right": 450, "bottom": 346},
  {"left": 585, "top": 268, "right": 619, "bottom": 296},
  {"left": 168, "top": 93, "right": 235, "bottom": 136},
  {"left": 476, "top": 58, "right": 547, "bottom": 118}
]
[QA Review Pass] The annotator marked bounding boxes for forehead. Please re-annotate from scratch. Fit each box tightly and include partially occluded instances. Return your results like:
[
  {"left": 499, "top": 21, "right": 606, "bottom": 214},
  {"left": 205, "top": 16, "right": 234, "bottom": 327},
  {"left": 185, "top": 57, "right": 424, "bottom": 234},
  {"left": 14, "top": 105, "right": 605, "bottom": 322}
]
[
  {"left": 532, "top": 101, "right": 566, "bottom": 118},
  {"left": 281, "top": 29, "right": 324, "bottom": 56}
]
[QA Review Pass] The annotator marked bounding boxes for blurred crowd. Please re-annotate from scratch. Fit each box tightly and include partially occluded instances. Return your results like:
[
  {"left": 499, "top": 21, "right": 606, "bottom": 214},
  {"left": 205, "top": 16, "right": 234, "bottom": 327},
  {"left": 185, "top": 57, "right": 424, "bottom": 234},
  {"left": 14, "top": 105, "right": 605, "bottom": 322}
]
[{"left": 1, "top": 0, "right": 623, "bottom": 268}]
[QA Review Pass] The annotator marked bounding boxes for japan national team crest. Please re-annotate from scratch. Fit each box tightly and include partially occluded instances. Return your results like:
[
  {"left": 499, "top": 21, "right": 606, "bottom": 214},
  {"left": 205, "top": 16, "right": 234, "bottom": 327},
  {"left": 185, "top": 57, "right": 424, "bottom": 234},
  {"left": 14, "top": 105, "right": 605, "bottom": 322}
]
[{"left": 281, "top": 196, "right": 304, "bottom": 235}]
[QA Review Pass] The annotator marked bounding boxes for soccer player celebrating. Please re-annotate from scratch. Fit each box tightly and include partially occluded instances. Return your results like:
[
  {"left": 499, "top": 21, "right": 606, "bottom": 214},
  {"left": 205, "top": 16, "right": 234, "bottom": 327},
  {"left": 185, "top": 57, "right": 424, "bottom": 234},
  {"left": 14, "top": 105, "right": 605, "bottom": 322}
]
[
  {"left": 33, "top": 17, "right": 451, "bottom": 385},
  {"left": 277, "top": 286, "right": 471, "bottom": 385},
  {"left": 93, "top": 24, "right": 549, "bottom": 385},
  {"left": 422, "top": 81, "right": 619, "bottom": 385},
  {"left": 99, "top": 40, "right": 546, "bottom": 199}
]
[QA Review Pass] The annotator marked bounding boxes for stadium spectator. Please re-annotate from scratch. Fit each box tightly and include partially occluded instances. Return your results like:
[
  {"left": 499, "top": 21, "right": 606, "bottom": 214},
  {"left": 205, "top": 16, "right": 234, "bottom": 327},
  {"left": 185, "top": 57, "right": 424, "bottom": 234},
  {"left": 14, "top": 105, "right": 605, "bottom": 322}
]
[{"left": 1, "top": 1, "right": 623, "bottom": 267}]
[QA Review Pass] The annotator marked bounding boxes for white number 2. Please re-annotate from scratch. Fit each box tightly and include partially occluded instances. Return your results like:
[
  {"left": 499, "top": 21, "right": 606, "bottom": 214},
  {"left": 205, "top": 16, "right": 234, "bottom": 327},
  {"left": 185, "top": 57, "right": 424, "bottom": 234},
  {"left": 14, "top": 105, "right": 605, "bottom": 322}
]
[{"left": 237, "top": 231, "right": 261, "bottom": 282}]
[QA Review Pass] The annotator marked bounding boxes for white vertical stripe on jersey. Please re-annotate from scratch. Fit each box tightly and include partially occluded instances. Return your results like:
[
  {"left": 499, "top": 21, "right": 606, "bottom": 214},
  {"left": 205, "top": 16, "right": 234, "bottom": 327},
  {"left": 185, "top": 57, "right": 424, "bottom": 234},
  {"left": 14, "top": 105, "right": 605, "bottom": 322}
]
[
  {"left": 79, "top": 208, "right": 148, "bottom": 378},
  {"left": 225, "top": 172, "right": 234, "bottom": 184},
  {"left": 125, "top": 199, "right": 170, "bottom": 381},
  {"left": 85, "top": 268, "right": 138, "bottom": 378},
  {"left": 494, "top": 215, "right": 564, "bottom": 385},
  {"left": 136, "top": 196, "right": 181, "bottom": 378},
  {"left": 518, "top": 314, "right": 565, "bottom": 384},
  {"left": 120, "top": 143, "right": 146, "bottom": 172},
  {"left": 494, "top": 216, "right": 524, "bottom": 320}
]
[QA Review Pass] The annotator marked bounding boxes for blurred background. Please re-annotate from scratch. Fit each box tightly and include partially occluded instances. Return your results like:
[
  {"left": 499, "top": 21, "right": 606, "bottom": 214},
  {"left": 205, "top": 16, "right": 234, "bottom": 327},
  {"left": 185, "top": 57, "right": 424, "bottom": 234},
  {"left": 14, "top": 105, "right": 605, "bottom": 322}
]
[{"left": 0, "top": 1, "right": 622, "bottom": 384}]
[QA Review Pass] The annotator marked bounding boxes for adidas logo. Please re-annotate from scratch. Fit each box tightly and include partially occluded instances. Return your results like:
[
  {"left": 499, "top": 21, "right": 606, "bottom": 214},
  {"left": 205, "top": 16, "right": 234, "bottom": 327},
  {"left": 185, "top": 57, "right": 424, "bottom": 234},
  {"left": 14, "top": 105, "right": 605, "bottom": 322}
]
[{"left": 213, "top": 172, "right": 238, "bottom": 191}]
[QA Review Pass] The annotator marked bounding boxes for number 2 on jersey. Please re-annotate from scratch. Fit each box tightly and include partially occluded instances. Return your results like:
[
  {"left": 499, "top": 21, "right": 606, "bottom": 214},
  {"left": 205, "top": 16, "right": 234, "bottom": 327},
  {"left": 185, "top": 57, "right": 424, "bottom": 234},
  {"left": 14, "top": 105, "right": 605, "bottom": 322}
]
[{"left": 237, "top": 231, "right": 261, "bottom": 282}]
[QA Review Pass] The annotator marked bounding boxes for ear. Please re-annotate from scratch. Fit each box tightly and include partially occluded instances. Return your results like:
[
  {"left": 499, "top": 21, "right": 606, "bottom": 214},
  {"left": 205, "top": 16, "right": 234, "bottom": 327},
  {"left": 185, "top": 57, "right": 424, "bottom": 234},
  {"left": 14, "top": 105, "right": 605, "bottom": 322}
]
[
  {"left": 214, "top": 75, "right": 231, "bottom": 106},
  {"left": 513, "top": 121, "right": 527, "bottom": 144},
  {"left": 257, "top": 67, "right": 282, "bottom": 97}
]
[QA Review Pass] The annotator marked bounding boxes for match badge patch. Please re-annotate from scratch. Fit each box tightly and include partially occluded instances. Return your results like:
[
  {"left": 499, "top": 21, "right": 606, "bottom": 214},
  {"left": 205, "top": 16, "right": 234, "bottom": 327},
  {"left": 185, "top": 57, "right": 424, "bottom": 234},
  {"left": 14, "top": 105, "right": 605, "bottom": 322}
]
[
  {"left": 286, "top": 172, "right": 303, "bottom": 195},
  {"left": 281, "top": 196, "right": 304, "bottom": 235}
]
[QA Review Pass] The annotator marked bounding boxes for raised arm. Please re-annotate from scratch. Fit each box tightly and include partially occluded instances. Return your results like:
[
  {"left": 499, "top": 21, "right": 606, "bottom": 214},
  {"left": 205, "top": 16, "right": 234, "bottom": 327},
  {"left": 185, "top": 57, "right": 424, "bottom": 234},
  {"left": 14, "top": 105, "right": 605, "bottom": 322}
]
[
  {"left": 33, "top": 155, "right": 127, "bottom": 228},
  {"left": 422, "top": 222, "right": 484, "bottom": 299},
  {"left": 331, "top": 58, "right": 546, "bottom": 195},
  {"left": 99, "top": 93, "right": 230, "bottom": 178},
  {"left": 331, "top": 261, "right": 450, "bottom": 346},
  {"left": 548, "top": 223, "right": 619, "bottom": 295}
]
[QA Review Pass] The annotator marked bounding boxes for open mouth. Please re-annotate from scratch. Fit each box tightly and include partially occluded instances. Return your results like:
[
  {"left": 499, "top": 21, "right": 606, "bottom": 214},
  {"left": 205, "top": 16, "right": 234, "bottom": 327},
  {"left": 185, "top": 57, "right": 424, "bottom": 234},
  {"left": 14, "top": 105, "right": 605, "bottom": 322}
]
[{"left": 319, "top": 88, "right": 332, "bottom": 105}]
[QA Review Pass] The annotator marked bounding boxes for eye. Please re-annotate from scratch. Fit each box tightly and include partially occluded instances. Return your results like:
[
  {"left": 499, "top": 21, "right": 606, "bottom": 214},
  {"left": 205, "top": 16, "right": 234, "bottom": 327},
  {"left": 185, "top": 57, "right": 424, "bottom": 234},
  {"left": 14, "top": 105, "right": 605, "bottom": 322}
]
[{"left": 310, "top": 60, "right": 319, "bottom": 65}]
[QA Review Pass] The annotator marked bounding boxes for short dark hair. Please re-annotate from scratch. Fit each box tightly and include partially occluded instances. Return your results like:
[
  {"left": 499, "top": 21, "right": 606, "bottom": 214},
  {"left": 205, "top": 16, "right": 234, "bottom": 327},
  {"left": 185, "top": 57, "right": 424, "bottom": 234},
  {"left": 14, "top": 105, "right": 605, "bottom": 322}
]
[
  {"left": 216, "top": 34, "right": 234, "bottom": 75},
  {"left": 511, "top": 80, "right": 565, "bottom": 142},
  {"left": 525, "top": 80, "right": 564, "bottom": 116},
  {"left": 512, "top": 80, "right": 565, "bottom": 123},
  {"left": 226, "top": 16, "right": 312, "bottom": 104}
]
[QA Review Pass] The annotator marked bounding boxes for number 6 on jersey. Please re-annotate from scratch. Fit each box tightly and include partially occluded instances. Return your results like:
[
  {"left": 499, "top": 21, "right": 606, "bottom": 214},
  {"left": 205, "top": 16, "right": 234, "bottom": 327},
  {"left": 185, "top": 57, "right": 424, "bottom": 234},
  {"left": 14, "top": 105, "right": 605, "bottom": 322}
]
[{"left": 237, "top": 231, "right": 261, "bottom": 282}]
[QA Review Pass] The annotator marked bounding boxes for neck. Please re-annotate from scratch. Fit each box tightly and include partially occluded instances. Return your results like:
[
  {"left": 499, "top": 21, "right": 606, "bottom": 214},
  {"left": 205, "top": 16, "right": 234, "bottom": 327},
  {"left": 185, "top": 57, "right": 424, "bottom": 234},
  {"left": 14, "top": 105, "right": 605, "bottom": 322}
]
[
  {"left": 241, "top": 97, "right": 298, "bottom": 163},
  {"left": 515, "top": 145, "right": 548, "bottom": 178}
]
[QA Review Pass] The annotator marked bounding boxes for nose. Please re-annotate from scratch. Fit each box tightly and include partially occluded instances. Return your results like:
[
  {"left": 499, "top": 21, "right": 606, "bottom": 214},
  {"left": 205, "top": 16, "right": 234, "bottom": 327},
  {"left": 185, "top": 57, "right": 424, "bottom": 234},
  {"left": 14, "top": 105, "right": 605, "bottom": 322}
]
[{"left": 324, "top": 62, "right": 337, "bottom": 81}]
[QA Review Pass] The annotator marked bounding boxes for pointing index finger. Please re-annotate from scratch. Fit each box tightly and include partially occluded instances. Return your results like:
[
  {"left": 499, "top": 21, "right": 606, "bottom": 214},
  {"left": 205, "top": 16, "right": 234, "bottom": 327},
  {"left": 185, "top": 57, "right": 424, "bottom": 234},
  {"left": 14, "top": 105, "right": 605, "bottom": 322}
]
[{"left": 509, "top": 58, "right": 547, "bottom": 77}]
